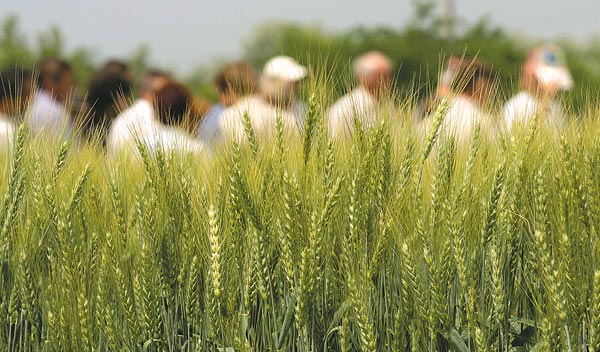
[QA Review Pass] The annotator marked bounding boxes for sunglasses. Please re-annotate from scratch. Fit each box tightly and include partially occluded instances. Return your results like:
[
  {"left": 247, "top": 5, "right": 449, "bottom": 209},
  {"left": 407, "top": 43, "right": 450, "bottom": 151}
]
[{"left": 540, "top": 47, "right": 566, "bottom": 67}]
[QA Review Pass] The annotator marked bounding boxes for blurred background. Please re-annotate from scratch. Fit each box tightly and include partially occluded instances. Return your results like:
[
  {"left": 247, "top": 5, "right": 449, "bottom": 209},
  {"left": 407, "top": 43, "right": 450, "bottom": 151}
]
[{"left": 1, "top": 0, "right": 599, "bottom": 109}]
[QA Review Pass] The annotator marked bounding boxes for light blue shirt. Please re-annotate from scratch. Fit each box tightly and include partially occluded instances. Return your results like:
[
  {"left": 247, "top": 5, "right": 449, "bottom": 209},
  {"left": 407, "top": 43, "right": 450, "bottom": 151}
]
[
  {"left": 196, "top": 104, "right": 224, "bottom": 146},
  {"left": 26, "top": 91, "right": 72, "bottom": 138}
]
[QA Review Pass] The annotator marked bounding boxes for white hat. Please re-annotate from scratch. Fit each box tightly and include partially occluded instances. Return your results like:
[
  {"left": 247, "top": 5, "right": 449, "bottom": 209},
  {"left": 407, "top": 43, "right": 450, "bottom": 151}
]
[
  {"left": 263, "top": 56, "right": 307, "bottom": 82},
  {"left": 533, "top": 44, "right": 574, "bottom": 91}
]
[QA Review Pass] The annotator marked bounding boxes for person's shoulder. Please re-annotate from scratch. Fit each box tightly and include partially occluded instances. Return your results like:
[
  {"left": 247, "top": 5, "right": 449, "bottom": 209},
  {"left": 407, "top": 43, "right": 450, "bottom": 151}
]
[
  {"left": 29, "top": 91, "right": 66, "bottom": 115},
  {"left": 153, "top": 126, "right": 197, "bottom": 150},
  {"left": 505, "top": 91, "right": 535, "bottom": 108},
  {"left": 328, "top": 89, "right": 356, "bottom": 116},
  {"left": 332, "top": 87, "right": 374, "bottom": 112},
  {"left": 448, "top": 95, "right": 476, "bottom": 112},
  {"left": 108, "top": 100, "right": 150, "bottom": 148},
  {"left": 115, "top": 99, "right": 151, "bottom": 121},
  {"left": 504, "top": 91, "right": 537, "bottom": 117},
  {"left": 447, "top": 96, "right": 487, "bottom": 125},
  {"left": 332, "top": 87, "right": 365, "bottom": 105}
]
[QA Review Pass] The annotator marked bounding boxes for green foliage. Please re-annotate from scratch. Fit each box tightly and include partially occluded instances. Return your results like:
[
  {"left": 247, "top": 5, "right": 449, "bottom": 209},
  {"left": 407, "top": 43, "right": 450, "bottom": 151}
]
[
  {"left": 0, "top": 87, "right": 598, "bottom": 351},
  {"left": 2, "top": 5, "right": 600, "bottom": 351},
  {"left": 0, "top": 15, "right": 34, "bottom": 68}
]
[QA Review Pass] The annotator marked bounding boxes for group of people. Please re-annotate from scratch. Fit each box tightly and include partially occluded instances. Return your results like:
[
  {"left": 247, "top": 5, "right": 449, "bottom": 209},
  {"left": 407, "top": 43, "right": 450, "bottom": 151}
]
[
  {"left": 417, "top": 43, "right": 573, "bottom": 143},
  {"left": 0, "top": 42, "right": 574, "bottom": 157}
]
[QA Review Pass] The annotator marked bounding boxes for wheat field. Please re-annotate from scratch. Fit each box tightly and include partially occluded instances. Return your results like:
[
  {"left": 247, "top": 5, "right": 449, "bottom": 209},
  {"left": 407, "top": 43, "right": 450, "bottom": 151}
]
[{"left": 0, "top": 94, "right": 600, "bottom": 352}]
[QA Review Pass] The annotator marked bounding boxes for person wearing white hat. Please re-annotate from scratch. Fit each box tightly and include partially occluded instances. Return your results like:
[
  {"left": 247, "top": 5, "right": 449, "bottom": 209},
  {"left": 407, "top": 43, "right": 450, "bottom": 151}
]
[
  {"left": 217, "top": 56, "right": 306, "bottom": 147},
  {"left": 503, "top": 43, "right": 574, "bottom": 132},
  {"left": 260, "top": 55, "right": 308, "bottom": 131},
  {"left": 327, "top": 51, "right": 393, "bottom": 138}
]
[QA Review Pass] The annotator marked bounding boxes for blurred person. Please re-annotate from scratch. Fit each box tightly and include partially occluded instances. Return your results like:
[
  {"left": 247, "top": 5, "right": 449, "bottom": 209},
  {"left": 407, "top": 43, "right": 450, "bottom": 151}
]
[
  {"left": 0, "top": 67, "right": 32, "bottom": 148},
  {"left": 107, "top": 70, "right": 170, "bottom": 155},
  {"left": 83, "top": 60, "right": 133, "bottom": 147},
  {"left": 196, "top": 61, "right": 259, "bottom": 146},
  {"left": 260, "top": 55, "right": 308, "bottom": 130},
  {"left": 327, "top": 51, "right": 393, "bottom": 138},
  {"left": 428, "top": 57, "right": 497, "bottom": 144},
  {"left": 217, "top": 57, "right": 304, "bottom": 146},
  {"left": 218, "top": 93, "right": 297, "bottom": 146},
  {"left": 436, "top": 56, "right": 461, "bottom": 99},
  {"left": 146, "top": 81, "right": 203, "bottom": 153},
  {"left": 413, "top": 56, "right": 461, "bottom": 122},
  {"left": 26, "top": 57, "right": 75, "bottom": 137},
  {"left": 503, "top": 43, "right": 573, "bottom": 131}
]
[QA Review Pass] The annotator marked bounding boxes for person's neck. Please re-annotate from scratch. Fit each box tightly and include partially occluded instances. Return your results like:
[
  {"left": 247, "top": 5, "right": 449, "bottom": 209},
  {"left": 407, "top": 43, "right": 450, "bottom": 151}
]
[
  {"left": 362, "top": 85, "right": 384, "bottom": 102},
  {"left": 265, "top": 94, "right": 293, "bottom": 110}
]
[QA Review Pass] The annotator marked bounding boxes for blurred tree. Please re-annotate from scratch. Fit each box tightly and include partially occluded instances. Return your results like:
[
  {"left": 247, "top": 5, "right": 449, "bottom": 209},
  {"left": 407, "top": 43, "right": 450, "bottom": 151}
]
[
  {"left": 69, "top": 48, "right": 96, "bottom": 91},
  {"left": 185, "top": 58, "right": 230, "bottom": 102},
  {"left": 127, "top": 44, "right": 151, "bottom": 84},
  {"left": 0, "top": 15, "right": 34, "bottom": 68},
  {"left": 38, "top": 25, "right": 64, "bottom": 59}
]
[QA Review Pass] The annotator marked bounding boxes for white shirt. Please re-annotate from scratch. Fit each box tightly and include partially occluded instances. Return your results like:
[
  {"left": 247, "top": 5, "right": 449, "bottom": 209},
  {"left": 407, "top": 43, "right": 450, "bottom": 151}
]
[
  {"left": 146, "top": 124, "right": 203, "bottom": 155},
  {"left": 439, "top": 95, "right": 490, "bottom": 144},
  {"left": 503, "top": 91, "right": 564, "bottom": 131},
  {"left": 327, "top": 86, "right": 377, "bottom": 138},
  {"left": 107, "top": 99, "right": 157, "bottom": 156},
  {"left": 26, "top": 91, "right": 71, "bottom": 137},
  {"left": 218, "top": 95, "right": 297, "bottom": 145},
  {"left": 0, "top": 113, "right": 14, "bottom": 151}
]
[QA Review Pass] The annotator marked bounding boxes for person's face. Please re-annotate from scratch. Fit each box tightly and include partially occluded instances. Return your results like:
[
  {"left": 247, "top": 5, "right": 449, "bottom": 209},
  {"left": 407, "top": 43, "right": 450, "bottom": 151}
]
[
  {"left": 362, "top": 67, "right": 392, "bottom": 98},
  {"left": 274, "top": 80, "right": 297, "bottom": 106}
]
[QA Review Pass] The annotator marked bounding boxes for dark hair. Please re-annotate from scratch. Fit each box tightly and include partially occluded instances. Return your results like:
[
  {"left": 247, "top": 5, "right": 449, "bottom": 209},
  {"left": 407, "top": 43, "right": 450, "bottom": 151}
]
[
  {"left": 449, "top": 58, "right": 496, "bottom": 96},
  {"left": 100, "top": 59, "right": 130, "bottom": 75},
  {"left": 36, "top": 57, "right": 71, "bottom": 89},
  {"left": 155, "top": 81, "right": 192, "bottom": 126},
  {"left": 213, "top": 61, "right": 258, "bottom": 96},
  {"left": 0, "top": 67, "right": 32, "bottom": 102},
  {"left": 83, "top": 61, "right": 134, "bottom": 145}
]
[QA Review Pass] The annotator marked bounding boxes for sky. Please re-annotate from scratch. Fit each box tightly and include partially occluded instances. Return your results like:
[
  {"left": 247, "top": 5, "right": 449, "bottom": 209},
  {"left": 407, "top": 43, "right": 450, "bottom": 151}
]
[{"left": 1, "top": 0, "right": 598, "bottom": 73}]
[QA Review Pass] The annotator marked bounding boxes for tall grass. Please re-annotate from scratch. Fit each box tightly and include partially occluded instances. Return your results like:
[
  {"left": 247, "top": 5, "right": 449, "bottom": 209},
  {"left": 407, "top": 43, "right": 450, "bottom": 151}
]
[{"left": 1, "top": 85, "right": 600, "bottom": 351}]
